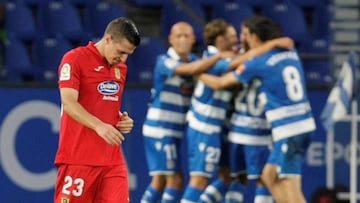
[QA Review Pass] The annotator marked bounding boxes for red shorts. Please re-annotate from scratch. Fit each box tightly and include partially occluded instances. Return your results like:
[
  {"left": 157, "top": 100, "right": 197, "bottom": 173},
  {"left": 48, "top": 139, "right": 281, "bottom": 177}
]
[{"left": 54, "top": 164, "right": 129, "bottom": 203}]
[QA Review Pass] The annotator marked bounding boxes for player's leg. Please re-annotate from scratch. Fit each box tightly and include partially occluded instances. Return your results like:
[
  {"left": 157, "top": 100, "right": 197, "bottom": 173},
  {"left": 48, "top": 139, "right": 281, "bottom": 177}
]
[
  {"left": 94, "top": 165, "right": 130, "bottom": 203},
  {"left": 276, "top": 133, "right": 311, "bottom": 203},
  {"left": 199, "top": 136, "right": 232, "bottom": 203},
  {"left": 225, "top": 143, "right": 247, "bottom": 203},
  {"left": 181, "top": 174, "right": 208, "bottom": 203},
  {"left": 261, "top": 138, "right": 289, "bottom": 203},
  {"left": 181, "top": 128, "right": 221, "bottom": 202},
  {"left": 254, "top": 185, "right": 273, "bottom": 203},
  {"left": 225, "top": 179, "right": 246, "bottom": 203},
  {"left": 262, "top": 168, "right": 305, "bottom": 203},
  {"left": 161, "top": 137, "right": 184, "bottom": 203},
  {"left": 277, "top": 175, "right": 306, "bottom": 203},
  {"left": 161, "top": 172, "right": 183, "bottom": 203},
  {"left": 244, "top": 145, "right": 273, "bottom": 203},
  {"left": 141, "top": 136, "right": 167, "bottom": 203},
  {"left": 262, "top": 133, "right": 311, "bottom": 203},
  {"left": 142, "top": 175, "right": 165, "bottom": 203},
  {"left": 261, "top": 164, "right": 287, "bottom": 203},
  {"left": 199, "top": 167, "right": 230, "bottom": 203}
]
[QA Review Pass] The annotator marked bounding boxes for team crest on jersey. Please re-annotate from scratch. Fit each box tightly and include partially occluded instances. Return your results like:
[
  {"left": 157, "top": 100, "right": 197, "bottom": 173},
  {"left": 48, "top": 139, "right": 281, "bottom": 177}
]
[
  {"left": 98, "top": 80, "right": 120, "bottom": 101},
  {"left": 61, "top": 197, "right": 69, "bottom": 203},
  {"left": 115, "top": 67, "right": 121, "bottom": 79},
  {"left": 59, "top": 63, "right": 71, "bottom": 81}
]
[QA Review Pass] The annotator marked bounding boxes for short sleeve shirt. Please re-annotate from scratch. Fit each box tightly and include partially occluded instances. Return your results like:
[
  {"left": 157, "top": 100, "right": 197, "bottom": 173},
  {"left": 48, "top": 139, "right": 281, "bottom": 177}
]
[{"left": 55, "top": 42, "right": 127, "bottom": 166}]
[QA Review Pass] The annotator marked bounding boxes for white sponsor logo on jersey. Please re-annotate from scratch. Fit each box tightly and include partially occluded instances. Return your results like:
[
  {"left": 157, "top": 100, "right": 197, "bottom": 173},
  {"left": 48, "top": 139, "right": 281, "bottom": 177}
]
[{"left": 94, "top": 66, "right": 104, "bottom": 72}]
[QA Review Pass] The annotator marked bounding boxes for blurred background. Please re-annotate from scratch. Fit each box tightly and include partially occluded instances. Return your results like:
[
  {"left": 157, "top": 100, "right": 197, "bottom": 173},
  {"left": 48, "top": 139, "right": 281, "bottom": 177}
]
[{"left": 0, "top": 0, "right": 359, "bottom": 202}]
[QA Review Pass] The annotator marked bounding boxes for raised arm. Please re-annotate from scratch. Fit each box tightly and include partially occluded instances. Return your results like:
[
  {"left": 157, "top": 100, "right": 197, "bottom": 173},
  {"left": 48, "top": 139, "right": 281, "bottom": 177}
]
[
  {"left": 197, "top": 71, "right": 241, "bottom": 90},
  {"left": 230, "top": 37, "right": 294, "bottom": 69},
  {"left": 174, "top": 51, "right": 234, "bottom": 75}
]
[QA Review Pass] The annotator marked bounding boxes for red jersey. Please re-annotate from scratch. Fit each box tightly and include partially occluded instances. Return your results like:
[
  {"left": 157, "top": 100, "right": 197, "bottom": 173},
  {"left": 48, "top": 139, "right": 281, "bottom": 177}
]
[{"left": 55, "top": 42, "right": 127, "bottom": 166}]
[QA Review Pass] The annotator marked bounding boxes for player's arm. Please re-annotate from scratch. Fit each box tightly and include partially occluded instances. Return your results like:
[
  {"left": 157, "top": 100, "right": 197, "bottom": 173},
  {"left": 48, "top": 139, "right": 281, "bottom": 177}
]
[
  {"left": 174, "top": 51, "right": 234, "bottom": 75},
  {"left": 230, "top": 37, "right": 294, "bottom": 69},
  {"left": 60, "top": 87, "right": 124, "bottom": 145},
  {"left": 197, "top": 71, "right": 241, "bottom": 90}
]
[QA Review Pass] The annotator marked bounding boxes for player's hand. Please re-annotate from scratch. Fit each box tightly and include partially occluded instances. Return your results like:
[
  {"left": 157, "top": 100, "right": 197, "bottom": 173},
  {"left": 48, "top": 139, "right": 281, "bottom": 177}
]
[
  {"left": 274, "top": 37, "right": 294, "bottom": 50},
  {"left": 116, "top": 111, "right": 134, "bottom": 134},
  {"left": 95, "top": 122, "right": 125, "bottom": 145}
]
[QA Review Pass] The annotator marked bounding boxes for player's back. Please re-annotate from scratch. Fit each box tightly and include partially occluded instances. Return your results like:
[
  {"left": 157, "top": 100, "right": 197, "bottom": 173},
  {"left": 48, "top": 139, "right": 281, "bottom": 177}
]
[
  {"left": 261, "top": 49, "right": 315, "bottom": 141},
  {"left": 258, "top": 49, "right": 308, "bottom": 109},
  {"left": 228, "top": 80, "right": 272, "bottom": 146}
]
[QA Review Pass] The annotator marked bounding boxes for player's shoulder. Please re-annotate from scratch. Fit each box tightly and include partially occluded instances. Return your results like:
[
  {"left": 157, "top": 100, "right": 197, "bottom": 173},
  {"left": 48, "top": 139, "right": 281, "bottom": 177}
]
[
  {"left": 157, "top": 52, "right": 169, "bottom": 60},
  {"left": 156, "top": 52, "right": 180, "bottom": 68},
  {"left": 266, "top": 48, "right": 300, "bottom": 64},
  {"left": 270, "top": 48, "right": 298, "bottom": 56},
  {"left": 246, "top": 53, "right": 267, "bottom": 66},
  {"left": 63, "top": 45, "right": 89, "bottom": 61}
]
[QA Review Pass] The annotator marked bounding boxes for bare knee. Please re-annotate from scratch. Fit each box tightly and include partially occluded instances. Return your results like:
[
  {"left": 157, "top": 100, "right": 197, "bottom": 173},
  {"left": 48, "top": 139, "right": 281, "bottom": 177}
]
[
  {"left": 189, "top": 175, "right": 209, "bottom": 190},
  {"left": 151, "top": 175, "right": 166, "bottom": 191},
  {"left": 166, "top": 172, "right": 183, "bottom": 189},
  {"left": 261, "top": 165, "right": 278, "bottom": 188}
]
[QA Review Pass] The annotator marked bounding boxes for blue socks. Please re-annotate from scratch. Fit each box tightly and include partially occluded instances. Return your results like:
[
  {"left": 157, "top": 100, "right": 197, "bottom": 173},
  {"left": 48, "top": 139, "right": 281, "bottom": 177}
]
[
  {"left": 141, "top": 185, "right": 162, "bottom": 203},
  {"left": 254, "top": 187, "right": 273, "bottom": 203},
  {"left": 225, "top": 181, "right": 246, "bottom": 203},
  {"left": 181, "top": 186, "right": 203, "bottom": 202},
  {"left": 161, "top": 188, "right": 182, "bottom": 203},
  {"left": 199, "top": 179, "right": 228, "bottom": 203}
]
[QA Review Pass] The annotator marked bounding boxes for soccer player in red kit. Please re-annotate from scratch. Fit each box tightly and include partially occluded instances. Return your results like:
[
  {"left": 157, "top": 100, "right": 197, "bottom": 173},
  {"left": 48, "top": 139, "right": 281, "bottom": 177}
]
[{"left": 54, "top": 17, "right": 141, "bottom": 203}]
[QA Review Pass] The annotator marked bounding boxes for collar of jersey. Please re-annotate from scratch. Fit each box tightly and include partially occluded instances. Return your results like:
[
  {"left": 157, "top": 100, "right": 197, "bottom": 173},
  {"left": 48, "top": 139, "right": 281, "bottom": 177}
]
[
  {"left": 167, "top": 47, "right": 181, "bottom": 60},
  {"left": 207, "top": 45, "right": 219, "bottom": 54}
]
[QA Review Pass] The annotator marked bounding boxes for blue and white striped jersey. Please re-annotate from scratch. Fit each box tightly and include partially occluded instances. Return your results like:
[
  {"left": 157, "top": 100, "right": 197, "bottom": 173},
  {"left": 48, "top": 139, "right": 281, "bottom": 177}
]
[
  {"left": 233, "top": 48, "right": 316, "bottom": 141},
  {"left": 187, "top": 46, "right": 232, "bottom": 135},
  {"left": 228, "top": 79, "right": 272, "bottom": 146},
  {"left": 142, "top": 47, "right": 198, "bottom": 139}
]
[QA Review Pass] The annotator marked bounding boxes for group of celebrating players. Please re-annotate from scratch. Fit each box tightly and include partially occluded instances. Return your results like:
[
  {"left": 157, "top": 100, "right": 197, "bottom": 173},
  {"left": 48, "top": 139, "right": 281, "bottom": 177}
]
[{"left": 141, "top": 16, "right": 316, "bottom": 203}]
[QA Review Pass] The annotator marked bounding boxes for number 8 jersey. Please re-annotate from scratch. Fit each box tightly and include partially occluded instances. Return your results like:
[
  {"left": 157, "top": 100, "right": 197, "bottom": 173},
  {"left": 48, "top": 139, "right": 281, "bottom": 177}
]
[{"left": 234, "top": 49, "right": 316, "bottom": 142}]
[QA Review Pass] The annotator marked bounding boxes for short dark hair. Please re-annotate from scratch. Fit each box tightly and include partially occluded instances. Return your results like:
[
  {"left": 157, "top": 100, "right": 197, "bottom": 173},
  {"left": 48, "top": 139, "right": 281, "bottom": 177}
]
[
  {"left": 243, "top": 16, "right": 283, "bottom": 42},
  {"left": 105, "top": 17, "right": 141, "bottom": 46}
]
